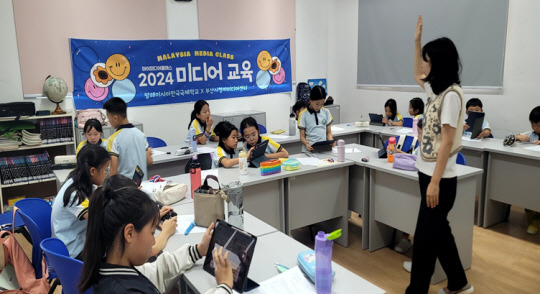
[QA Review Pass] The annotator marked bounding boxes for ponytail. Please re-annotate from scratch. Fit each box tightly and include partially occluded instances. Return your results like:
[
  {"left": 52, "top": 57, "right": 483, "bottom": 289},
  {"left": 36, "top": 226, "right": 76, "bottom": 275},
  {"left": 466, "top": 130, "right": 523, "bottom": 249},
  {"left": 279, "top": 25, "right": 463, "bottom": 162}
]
[
  {"left": 78, "top": 174, "right": 159, "bottom": 293},
  {"left": 64, "top": 144, "right": 110, "bottom": 207},
  {"left": 187, "top": 100, "right": 209, "bottom": 129}
]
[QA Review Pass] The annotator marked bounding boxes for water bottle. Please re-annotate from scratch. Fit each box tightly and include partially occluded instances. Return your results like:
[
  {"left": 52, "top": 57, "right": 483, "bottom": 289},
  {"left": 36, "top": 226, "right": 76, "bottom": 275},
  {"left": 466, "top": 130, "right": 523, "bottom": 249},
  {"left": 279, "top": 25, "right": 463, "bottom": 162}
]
[
  {"left": 238, "top": 148, "right": 248, "bottom": 175},
  {"left": 387, "top": 137, "right": 396, "bottom": 163},
  {"left": 222, "top": 180, "right": 244, "bottom": 229},
  {"left": 315, "top": 231, "right": 333, "bottom": 294},
  {"left": 189, "top": 128, "right": 198, "bottom": 152},
  {"left": 289, "top": 113, "right": 297, "bottom": 136},
  {"left": 337, "top": 139, "right": 345, "bottom": 162},
  {"left": 189, "top": 155, "right": 201, "bottom": 199},
  {"left": 412, "top": 117, "right": 419, "bottom": 137}
]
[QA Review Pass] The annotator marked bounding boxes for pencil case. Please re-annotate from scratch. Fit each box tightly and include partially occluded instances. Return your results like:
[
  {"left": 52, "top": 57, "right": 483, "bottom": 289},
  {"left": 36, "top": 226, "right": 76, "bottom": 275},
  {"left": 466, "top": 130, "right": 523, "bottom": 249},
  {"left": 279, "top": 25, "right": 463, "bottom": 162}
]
[
  {"left": 282, "top": 159, "right": 300, "bottom": 171},
  {"left": 297, "top": 250, "right": 335, "bottom": 284},
  {"left": 260, "top": 159, "right": 281, "bottom": 176}
]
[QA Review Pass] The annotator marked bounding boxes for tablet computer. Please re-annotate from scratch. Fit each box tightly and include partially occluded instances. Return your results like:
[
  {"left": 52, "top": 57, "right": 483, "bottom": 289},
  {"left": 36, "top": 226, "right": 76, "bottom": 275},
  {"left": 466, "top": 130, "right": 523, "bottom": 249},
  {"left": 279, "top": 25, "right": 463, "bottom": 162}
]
[
  {"left": 203, "top": 220, "right": 259, "bottom": 293},
  {"left": 311, "top": 139, "right": 336, "bottom": 153},
  {"left": 465, "top": 111, "right": 485, "bottom": 139},
  {"left": 132, "top": 165, "right": 144, "bottom": 186},
  {"left": 369, "top": 113, "right": 384, "bottom": 126},
  {"left": 249, "top": 140, "right": 269, "bottom": 168}
]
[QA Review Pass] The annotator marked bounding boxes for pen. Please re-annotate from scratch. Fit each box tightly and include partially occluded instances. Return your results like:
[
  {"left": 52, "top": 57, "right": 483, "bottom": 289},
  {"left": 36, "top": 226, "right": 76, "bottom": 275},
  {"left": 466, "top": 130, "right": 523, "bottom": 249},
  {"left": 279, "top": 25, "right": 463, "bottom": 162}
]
[
  {"left": 275, "top": 262, "right": 290, "bottom": 273},
  {"left": 184, "top": 221, "right": 196, "bottom": 235}
]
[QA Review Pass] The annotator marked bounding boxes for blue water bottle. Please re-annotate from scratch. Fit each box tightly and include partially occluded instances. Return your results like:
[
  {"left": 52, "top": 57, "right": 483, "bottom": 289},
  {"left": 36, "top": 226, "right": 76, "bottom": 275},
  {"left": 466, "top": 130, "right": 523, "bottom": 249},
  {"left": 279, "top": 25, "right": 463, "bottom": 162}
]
[
  {"left": 315, "top": 231, "right": 333, "bottom": 294},
  {"left": 189, "top": 128, "right": 198, "bottom": 152}
]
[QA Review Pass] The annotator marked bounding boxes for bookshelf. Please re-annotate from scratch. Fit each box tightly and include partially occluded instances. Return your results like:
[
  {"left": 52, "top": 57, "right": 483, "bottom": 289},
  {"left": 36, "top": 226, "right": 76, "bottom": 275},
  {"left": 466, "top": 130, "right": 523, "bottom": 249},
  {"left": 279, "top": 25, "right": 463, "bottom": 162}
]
[{"left": 0, "top": 112, "right": 76, "bottom": 212}]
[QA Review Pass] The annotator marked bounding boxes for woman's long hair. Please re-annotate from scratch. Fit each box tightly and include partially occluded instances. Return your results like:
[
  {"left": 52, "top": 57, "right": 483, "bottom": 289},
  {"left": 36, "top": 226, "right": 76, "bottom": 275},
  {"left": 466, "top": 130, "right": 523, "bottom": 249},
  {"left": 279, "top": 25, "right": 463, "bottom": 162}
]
[{"left": 422, "top": 37, "right": 462, "bottom": 95}]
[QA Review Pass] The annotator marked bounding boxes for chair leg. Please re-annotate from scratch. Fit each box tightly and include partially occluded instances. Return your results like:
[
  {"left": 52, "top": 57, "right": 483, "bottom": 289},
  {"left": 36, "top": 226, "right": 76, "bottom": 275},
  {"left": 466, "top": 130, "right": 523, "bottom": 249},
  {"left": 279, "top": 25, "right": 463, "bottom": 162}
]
[
  {"left": 48, "top": 278, "right": 60, "bottom": 294},
  {"left": 504, "top": 204, "right": 512, "bottom": 222}
]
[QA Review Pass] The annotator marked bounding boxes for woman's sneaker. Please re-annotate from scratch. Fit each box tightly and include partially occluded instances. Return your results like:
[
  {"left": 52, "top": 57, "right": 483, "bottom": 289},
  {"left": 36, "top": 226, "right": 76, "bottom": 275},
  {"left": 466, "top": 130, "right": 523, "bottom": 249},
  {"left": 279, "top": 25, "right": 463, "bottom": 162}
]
[
  {"left": 394, "top": 238, "right": 412, "bottom": 253},
  {"left": 438, "top": 283, "right": 474, "bottom": 294}
]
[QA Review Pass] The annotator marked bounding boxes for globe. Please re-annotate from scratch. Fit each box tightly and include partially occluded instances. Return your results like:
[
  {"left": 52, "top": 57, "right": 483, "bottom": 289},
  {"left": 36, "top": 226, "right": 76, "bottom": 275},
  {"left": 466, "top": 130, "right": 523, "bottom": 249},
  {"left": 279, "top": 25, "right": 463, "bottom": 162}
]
[{"left": 43, "top": 75, "right": 68, "bottom": 114}]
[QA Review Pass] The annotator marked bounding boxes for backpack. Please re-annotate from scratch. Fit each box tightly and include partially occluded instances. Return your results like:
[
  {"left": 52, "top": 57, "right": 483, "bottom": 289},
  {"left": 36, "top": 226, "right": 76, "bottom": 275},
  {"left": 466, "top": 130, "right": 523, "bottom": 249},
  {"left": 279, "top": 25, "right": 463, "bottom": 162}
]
[
  {"left": 76, "top": 109, "right": 107, "bottom": 129},
  {"left": 296, "top": 82, "right": 311, "bottom": 103}
]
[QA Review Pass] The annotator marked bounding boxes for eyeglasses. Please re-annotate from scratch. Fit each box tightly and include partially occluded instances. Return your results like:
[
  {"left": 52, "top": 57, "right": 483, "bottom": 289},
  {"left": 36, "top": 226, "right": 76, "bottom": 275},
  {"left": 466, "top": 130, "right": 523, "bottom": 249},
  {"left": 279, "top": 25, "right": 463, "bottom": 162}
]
[
  {"left": 243, "top": 132, "right": 258, "bottom": 141},
  {"left": 99, "top": 166, "right": 110, "bottom": 176}
]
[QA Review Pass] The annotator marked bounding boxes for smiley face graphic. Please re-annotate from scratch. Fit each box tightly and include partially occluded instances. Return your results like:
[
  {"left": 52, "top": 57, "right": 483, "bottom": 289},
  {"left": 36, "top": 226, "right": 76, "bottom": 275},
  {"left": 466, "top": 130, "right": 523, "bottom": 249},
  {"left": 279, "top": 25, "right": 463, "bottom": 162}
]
[
  {"left": 84, "top": 78, "right": 108, "bottom": 101},
  {"left": 106, "top": 54, "right": 131, "bottom": 80},
  {"left": 256, "top": 50, "right": 272, "bottom": 71}
]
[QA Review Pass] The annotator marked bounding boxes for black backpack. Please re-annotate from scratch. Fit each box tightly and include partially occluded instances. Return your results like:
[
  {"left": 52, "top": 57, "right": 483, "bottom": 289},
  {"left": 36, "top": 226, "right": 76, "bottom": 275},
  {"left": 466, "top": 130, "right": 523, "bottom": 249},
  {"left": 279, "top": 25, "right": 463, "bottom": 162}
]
[{"left": 296, "top": 82, "right": 311, "bottom": 103}]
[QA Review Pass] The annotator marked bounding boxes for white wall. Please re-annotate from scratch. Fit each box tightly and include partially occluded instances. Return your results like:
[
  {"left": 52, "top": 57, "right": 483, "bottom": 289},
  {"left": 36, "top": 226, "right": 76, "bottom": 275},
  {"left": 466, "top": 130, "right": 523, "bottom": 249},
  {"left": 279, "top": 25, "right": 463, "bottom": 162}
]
[
  {"left": 329, "top": 0, "right": 540, "bottom": 138},
  {"left": 0, "top": 0, "right": 23, "bottom": 101}
]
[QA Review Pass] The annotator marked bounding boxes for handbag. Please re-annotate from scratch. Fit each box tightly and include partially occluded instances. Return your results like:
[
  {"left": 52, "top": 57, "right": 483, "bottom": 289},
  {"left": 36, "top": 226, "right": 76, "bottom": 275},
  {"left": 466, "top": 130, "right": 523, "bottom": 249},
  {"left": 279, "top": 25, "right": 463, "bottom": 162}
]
[
  {"left": 193, "top": 175, "right": 228, "bottom": 227},
  {"left": 154, "top": 182, "right": 187, "bottom": 205},
  {"left": 76, "top": 109, "right": 107, "bottom": 129},
  {"left": 0, "top": 208, "right": 50, "bottom": 293},
  {"left": 392, "top": 153, "right": 417, "bottom": 171}
]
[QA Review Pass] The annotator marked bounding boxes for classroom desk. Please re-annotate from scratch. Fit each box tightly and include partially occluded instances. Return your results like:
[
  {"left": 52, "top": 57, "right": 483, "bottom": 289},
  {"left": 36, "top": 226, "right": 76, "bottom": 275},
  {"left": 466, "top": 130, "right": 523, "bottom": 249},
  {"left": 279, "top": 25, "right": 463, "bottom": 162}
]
[
  {"left": 365, "top": 157, "right": 482, "bottom": 284},
  {"left": 483, "top": 142, "right": 540, "bottom": 227},
  {"left": 165, "top": 154, "right": 353, "bottom": 248}
]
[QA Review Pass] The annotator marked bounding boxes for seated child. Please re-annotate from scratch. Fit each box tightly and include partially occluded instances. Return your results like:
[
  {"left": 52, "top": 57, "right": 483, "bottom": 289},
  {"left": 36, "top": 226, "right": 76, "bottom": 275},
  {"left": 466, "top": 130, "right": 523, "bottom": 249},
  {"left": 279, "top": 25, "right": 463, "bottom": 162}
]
[
  {"left": 463, "top": 98, "right": 492, "bottom": 138},
  {"left": 213, "top": 121, "right": 239, "bottom": 168},
  {"left": 185, "top": 100, "right": 218, "bottom": 145},
  {"left": 408, "top": 97, "right": 424, "bottom": 120},
  {"left": 382, "top": 98, "right": 403, "bottom": 126},
  {"left": 78, "top": 176, "right": 233, "bottom": 294},
  {"left": 292, "top": 100, "right": 307, "bottom": 120},
  {"left": 76, "top": 118, "right": 107, "bottom": 154},
  {"left": 51, "top": 144, "right": 110, "bottom": 259},
  {"left": 515, "top": 106, "right": 540, "bottom": 234},
  {"left": 298, "top": 86, "right": 334, "bottom": 152},
  {"left": 103, "top": 97, "right": 153, "bottom": 180},
  {"left": 240, "top": 117, "right": 289, "bottom": 160}
]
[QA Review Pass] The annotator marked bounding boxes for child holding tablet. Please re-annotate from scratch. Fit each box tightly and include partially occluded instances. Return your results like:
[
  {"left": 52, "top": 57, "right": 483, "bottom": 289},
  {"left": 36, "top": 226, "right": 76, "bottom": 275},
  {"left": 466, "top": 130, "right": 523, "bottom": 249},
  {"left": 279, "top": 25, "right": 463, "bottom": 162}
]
[{"left": 240, "top": 117, "right": 289, "bottom": 159}]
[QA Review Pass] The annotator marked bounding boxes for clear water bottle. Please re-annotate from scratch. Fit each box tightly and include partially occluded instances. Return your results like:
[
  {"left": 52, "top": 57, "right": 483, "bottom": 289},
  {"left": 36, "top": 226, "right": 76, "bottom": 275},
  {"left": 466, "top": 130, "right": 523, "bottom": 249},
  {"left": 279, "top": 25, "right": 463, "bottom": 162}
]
[
  {"left": 315, "top": 231, "right": 333, "bottom": 294},
  {"left": 337, "top": 139, "right": 345, "bottom": 162},
  {"left": 189, "top": 155, "right": 201, "bottom": 199},
  {"left": 189, "top": 128, "right": 198, "bottom": 152},
  {"left": 238, "top": 148, "right": 248, "bottom": 175},
  {"left": 387, "top": 137, "right": 396, "bottom": 163},
  {"left": 222, "top": 180, "right": 244, "bottom": 229},
  {"left": 289, "top": 113, "right": 297, "bottom": 136}
]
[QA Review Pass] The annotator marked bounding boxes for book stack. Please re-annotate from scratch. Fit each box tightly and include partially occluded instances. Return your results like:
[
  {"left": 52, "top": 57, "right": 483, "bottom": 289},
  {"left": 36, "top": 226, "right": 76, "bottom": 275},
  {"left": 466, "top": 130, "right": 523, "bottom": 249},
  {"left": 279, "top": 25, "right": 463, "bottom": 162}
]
[
  {"left": 0, "top": 136, "right": 20, "bottom": 151},
  {"left": 21, "top": 129, "right": 42, "bottom": 146},
  {"left": 0, "top": 151, "right": 55, "bottom": 185},
  {"left": 40, "top": 117, "right": 74, "bottom": 144}
]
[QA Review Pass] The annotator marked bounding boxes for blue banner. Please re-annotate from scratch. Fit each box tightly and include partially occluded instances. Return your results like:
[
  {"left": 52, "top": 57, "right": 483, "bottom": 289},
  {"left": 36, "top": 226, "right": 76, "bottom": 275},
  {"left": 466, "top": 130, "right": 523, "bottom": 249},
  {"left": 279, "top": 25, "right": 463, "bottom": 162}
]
[{"left": 70, "top": 39, "right": 292, "bottom": 110}]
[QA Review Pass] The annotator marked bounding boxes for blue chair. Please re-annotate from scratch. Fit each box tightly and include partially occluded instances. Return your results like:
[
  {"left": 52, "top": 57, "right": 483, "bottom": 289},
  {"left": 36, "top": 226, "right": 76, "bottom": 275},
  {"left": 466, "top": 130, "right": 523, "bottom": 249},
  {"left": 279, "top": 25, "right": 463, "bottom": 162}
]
[
  {"left": 258, "top": 124, "right": 267, "bottom": 134},
  {"left": 0, "top": 210, "right": 25, "bottom": 232},
  {"left": 456, "top": 152, "right": 466, "bottom": 165},
  {"left": 147, "top": 136, "right": 167, "bottom": 148},
  {"left": 403, "top": 117, "right": 413, "bottom": 128},
  {"left": 41, "top": 238, "right": 92, "bottom": 294}
]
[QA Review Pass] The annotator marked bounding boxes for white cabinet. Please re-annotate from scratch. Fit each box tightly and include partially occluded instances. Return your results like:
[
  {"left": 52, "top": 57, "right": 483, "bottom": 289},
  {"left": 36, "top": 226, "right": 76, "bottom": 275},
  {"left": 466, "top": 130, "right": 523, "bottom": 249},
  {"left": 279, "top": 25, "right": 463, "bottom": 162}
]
[
  {"left": 0, "top": 113, "right": 76, "bottom": 211},
  {"left": 212, "top": 111, "right": 267, "bottom": 133}
]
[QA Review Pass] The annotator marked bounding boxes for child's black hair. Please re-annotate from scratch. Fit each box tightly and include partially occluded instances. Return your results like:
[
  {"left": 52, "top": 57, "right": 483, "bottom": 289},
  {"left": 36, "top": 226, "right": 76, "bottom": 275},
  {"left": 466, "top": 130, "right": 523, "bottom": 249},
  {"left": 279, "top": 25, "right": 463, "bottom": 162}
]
[
  {"left": 188, "top": 100, "right": 210, "bottom": 129},
  {"left": 384, "top": 98, "right": 398, "bottom": 121},
  {"left": 309, "top": 86, "right": 326, "bottom": 101},
  {"left": 79, "top": 174, "right": 160, "bottom": 293},
  {"left": 530, "top": 106, "right": 540, "bottom": 123},
  {"left": 409, "top": 97, "right": 424, "bottom": 115},
  {"left": 64, "top": 144, "right": 110, "bottom": 207},
  {"left": 292, "top": 100, "right": 307, "bottom": 115},
  {"left": 214, "top": 121, "right": 238, "bottom": 150},
  {"left": 422, "top": 37, "right": 462, "bottom": 95},
  {"left": 83, "top": 118, "right": 103, "bottom": 134},
  {"left": 240, "top": 117, "right": 259, "bottom": 135},
  {"left": 466, "top": 98, "right": 483, "bottom": 110},
  {"left": 103, "top": 97, "right": 127, "bottom": 118}
]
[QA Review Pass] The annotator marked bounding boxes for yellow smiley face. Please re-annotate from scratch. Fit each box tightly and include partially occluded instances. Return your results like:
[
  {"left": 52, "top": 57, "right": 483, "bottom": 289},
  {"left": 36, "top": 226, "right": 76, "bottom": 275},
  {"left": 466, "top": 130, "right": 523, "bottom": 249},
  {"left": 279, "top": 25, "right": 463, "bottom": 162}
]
[
  {"left": 257, "top": 50, "right": 272, "bottom": 71},
  {"left": 106, "top": 54, "right": 131, "bottom": 80}
]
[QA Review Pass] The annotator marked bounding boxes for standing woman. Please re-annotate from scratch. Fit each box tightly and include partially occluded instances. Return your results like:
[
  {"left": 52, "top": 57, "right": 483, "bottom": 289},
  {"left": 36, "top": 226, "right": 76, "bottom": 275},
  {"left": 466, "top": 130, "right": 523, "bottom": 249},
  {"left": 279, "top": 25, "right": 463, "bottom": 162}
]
[{"left": 407, "top": 16, "right": 473, "bottom": 294}]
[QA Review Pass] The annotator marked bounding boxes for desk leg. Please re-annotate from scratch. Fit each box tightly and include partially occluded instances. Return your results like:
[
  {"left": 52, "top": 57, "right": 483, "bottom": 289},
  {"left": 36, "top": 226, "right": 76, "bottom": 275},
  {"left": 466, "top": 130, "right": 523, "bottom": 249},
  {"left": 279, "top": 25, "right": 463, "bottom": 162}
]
[{"left": 286, "top": 167, "right": 349, "bottom": 247}]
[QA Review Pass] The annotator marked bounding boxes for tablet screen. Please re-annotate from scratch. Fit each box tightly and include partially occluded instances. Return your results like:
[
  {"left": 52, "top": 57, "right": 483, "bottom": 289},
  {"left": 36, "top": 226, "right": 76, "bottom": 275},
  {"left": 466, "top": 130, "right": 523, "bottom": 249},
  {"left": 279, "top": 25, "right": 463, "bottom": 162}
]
[{"left": 203, "top": 220, "right": 257, "bottom": 293}]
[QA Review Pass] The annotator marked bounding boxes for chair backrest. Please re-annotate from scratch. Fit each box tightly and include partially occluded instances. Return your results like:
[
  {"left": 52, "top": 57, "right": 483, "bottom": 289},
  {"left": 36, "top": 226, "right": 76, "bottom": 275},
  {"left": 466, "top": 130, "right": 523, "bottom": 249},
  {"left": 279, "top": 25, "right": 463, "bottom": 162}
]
[
  {"left": 258, "top": 124, "right": 267, "bottom": 134},
  {"left": 403, "top": 117, "right": 413, "bottom": 128},
  {"left": 147, "top": 136, "right": 167, "bottom": 148},
  {"left": 40, "top": 238, "right": 92, "bottom": 294},
  {"left": 456, "top": 152, "right": 466, "bottom": 165},
  {"left": 15, "top": 198, "right": 53, "bottom": 279},
  {"left": 184, "top": 153, "right": 213, "bottom": 174}
]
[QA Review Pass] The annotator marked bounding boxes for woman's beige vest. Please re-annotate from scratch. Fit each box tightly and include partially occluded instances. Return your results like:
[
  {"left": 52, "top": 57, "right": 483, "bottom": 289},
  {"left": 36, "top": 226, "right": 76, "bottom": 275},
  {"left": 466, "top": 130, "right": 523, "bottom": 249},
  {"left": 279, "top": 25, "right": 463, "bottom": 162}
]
[{"left": 420, "top": 84, "right": 464, "bottom": 161}]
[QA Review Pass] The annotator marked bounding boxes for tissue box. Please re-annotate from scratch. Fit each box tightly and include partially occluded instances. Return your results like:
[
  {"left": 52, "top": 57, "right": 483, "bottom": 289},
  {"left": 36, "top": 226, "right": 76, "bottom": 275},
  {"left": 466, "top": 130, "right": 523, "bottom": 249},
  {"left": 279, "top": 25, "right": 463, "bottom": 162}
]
[{"left": 260, "top": 159, "right": 281, "bottom": 176}]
